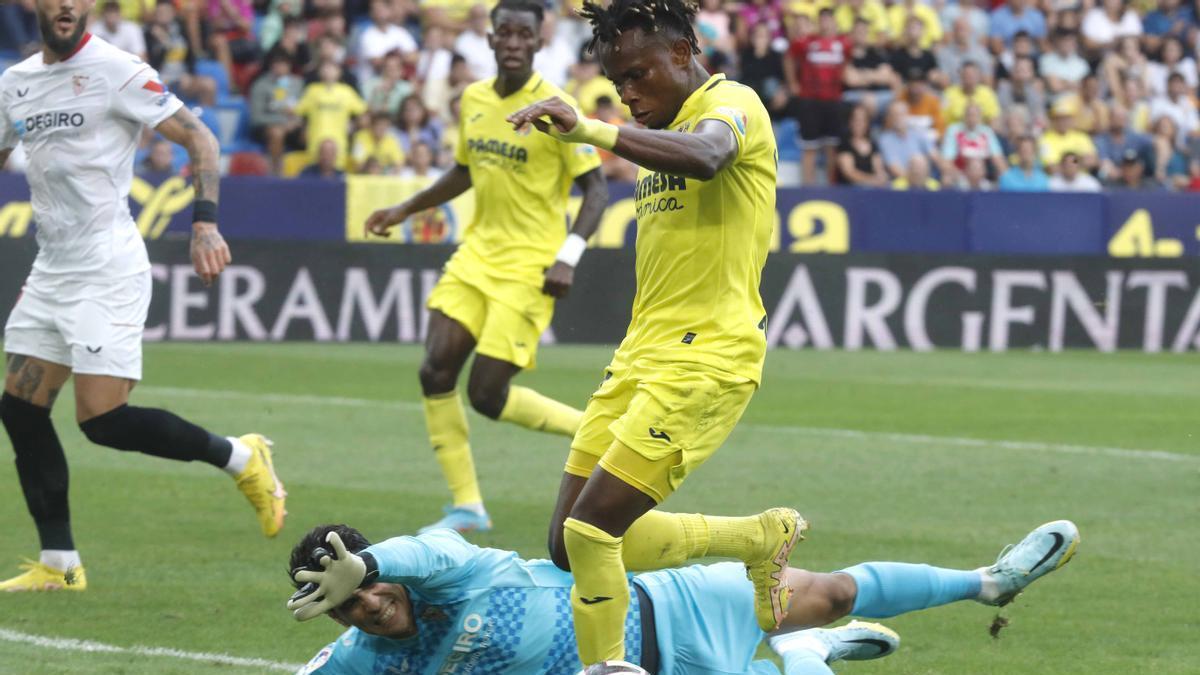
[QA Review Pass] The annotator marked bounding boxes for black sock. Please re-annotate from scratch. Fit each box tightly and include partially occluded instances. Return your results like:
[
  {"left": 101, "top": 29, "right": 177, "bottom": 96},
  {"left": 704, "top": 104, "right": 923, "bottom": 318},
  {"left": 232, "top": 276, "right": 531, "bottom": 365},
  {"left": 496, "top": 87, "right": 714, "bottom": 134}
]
[
  {"left": 0, "top": 393, "right": 74, "bottom": 551},
  {"left": 79, "top": 405, "right": 233, "bottom": 468}
]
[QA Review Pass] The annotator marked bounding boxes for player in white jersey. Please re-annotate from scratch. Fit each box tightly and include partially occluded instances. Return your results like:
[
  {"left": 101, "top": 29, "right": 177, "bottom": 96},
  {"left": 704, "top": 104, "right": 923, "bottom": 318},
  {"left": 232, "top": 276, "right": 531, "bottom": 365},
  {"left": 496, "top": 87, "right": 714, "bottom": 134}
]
[{"left": 0, "top": 0, "right": 286, "bottom": 592}]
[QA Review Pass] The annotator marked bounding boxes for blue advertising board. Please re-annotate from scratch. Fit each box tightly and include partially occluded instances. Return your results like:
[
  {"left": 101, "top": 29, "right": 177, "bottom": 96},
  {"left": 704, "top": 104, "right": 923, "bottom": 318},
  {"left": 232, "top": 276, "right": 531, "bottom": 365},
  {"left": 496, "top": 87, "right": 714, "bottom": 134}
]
[{"left": 0, "top": 173, "right": 1196, "bottom": 257}]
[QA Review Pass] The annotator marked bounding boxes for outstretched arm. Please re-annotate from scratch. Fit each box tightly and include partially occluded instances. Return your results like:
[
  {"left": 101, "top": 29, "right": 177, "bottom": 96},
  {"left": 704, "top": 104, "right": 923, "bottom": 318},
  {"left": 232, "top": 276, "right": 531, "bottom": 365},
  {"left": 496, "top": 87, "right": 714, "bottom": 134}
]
[
  {"left": 156, "top": 106, "right": 230, "bottom": 286},
  {"left": 288, "top": 529, "right": 483, "bottom": 621},
  {"left": 543, "top": 167, "right": 608, "bottom": 298},
  {"left": 507, "top": 97, "right": 738, "bottom": 180},
  {"left": 364, "top": 164, "right": 472, "bottom": 237}
]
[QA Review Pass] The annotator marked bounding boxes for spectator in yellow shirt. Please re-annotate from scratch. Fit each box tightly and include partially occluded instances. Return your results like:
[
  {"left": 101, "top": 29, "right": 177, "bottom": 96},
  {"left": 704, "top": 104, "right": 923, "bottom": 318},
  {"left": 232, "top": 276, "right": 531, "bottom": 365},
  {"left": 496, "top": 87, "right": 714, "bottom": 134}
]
[
  {"left": 943, "top": 61, "right": 1000, "bottom": 125},
  {"left": 294, "top": 61, "right": 369, "bottom": 167},
  {"left": 421, "top": 0, "right": 479, "bottom": 30},
  {"left": 350, "top": 112, "right": 405, "bottom": 174},
  {"left": 888, "top": 0, "right": 942, "bottom": 48},
  {"left": 1041, "top": 98, "right": 1099, "bottom": 172},
  {"left": 117, "top": 0, "right": 153, "bottom": 22},
  {"left": 835, "top": 0, "right": 889, "bottom": 43}
]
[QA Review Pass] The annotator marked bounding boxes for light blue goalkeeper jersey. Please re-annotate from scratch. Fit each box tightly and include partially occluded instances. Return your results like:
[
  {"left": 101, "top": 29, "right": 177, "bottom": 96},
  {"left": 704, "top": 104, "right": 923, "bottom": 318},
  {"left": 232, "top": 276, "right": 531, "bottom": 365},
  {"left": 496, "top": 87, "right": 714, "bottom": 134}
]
[{"left": 296, "top": 529, "right": 644, "bottom": 675}]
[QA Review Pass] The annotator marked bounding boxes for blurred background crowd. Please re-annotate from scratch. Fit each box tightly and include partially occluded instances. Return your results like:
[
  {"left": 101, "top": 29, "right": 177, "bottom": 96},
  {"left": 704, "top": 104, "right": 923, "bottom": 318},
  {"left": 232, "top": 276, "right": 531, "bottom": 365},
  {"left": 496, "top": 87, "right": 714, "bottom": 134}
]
[{"left": 2, "top": 0, "right": 1199, "bottom": 191}]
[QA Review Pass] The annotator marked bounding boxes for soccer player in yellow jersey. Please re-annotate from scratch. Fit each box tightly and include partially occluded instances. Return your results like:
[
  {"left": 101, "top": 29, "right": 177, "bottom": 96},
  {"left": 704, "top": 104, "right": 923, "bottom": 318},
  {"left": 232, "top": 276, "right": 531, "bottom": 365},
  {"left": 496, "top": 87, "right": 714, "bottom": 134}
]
[
  {"left": 365, "top": 0, "right": 608, "bottom": 535},
  {"left": 507, "top": 0, "right": 806, "bottom": 669}
]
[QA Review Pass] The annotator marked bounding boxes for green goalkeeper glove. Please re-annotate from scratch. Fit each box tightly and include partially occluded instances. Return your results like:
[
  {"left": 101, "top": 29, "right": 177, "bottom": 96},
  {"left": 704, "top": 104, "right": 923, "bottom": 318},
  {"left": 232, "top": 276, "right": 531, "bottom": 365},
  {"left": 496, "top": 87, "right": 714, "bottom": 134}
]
[{"left": 287, "top": 531, "right": 380, "bottom": 621}]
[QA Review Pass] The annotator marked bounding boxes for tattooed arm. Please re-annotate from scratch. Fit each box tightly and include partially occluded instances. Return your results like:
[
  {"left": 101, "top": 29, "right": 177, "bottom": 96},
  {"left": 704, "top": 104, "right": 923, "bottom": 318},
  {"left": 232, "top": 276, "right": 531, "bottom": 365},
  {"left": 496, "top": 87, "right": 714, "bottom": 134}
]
[{"left": 156, "top": 106, "right": 230, "bottom": 286}]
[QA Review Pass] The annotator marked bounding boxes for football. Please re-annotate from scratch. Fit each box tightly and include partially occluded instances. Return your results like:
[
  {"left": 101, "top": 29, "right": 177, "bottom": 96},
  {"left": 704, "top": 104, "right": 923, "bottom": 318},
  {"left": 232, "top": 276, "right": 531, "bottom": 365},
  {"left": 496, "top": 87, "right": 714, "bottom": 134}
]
[{"left": 575, "top": 660, "right": 650, "bottom": 675}]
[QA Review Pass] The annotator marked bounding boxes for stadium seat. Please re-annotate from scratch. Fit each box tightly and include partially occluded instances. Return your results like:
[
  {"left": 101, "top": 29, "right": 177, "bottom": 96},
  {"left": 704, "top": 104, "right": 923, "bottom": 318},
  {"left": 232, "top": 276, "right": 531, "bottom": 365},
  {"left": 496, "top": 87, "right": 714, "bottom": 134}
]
[
  {"left": 197, "top": 106, "right": 221, "bottom": 137},
  {"left": 170, "top": 143, "right": 189, "bottom": 173},
  {"left": 774, "top": 119, "right": 801, "bottom": 162},
  {"left": 0, "top": 49, "right": 19, "bottom": 72},
  {"left": 212, "top": 99, "right": 248, "bottom": 149},
  {"left": 231, "top": 62, "right": 260, "bottom": 95},
  {"left": 194, "top": 59, "right": 231, "bottom": 98},
  {"left": 228, "top": 152, "right": 270, "bottom": 176}
]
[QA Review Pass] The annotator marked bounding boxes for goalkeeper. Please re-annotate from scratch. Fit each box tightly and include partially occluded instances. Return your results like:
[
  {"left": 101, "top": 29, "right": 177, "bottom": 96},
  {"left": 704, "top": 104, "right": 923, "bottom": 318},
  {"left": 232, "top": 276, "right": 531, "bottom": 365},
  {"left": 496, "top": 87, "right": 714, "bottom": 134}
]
[{"left": 285, "top": 520, "right": 1078, "bottom": 674}]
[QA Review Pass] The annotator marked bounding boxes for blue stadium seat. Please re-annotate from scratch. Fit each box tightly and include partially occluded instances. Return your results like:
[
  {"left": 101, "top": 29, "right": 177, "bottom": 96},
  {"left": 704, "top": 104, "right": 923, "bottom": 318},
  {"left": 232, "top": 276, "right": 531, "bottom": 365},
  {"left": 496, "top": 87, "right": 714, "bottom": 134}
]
[
  {"left": 221, "top": 99, "right": 264, "bottom": 153},
  {"left": 171, "top": 143, "right": 189, "bottom": 173},
  {"left": 197, "top": 105, "right": 221, "bottom": 137},
  {"left": 774, "top": 118, "right": 801, "bottom": 162},
  {"left": 194, "top": 59, "right": 230, "bottom": 98},
  {"left": 212, "top": 99, "right": 248, "bottom": 149}
]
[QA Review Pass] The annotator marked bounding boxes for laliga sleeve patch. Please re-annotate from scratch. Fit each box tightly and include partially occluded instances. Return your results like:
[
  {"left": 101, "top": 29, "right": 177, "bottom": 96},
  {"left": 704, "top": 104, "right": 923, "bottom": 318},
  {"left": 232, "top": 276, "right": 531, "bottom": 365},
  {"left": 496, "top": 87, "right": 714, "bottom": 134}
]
[
  {"left": 141, "top": 80, "right": 173, "bottom": 107},
  {"left": 297, "top": 646, "right": 334, "bottom": 674},
  {"left": 713, "top": 106, "right": 747, "bottom": 136}
]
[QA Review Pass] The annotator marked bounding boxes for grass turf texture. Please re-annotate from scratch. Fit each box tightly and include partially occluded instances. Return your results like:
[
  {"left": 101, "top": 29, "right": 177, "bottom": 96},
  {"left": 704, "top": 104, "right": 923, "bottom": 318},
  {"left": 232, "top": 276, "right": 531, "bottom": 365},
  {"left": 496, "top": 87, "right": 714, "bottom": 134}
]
[{"left": 0, "top": 343, "right": 1196, "bottom": 674}]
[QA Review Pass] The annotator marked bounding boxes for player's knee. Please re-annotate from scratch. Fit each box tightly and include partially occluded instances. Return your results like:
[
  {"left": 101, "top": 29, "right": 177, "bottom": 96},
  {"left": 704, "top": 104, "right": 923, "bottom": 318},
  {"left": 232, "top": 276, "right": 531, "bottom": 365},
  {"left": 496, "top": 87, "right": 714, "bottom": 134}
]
[
  {"left": 1, "top": 392, "right": 52, "bottom": 438},
  {"left": 418, "top": 361, "right": 457, "bottom": 396},
  {"left": 78, "top": 405, "right": 130, "bottom": 449},
  {"left": 548, "top": 525, "right": 571, "bottom": 571},
  {"left": 466, "top": 379, "right": 505, "bottom": 419},
  {"left": 0, "top": 394, "right": 17, "bottom": 432},
  {"left": 827, "top": 573, "right": 858, "bottom": 619}
]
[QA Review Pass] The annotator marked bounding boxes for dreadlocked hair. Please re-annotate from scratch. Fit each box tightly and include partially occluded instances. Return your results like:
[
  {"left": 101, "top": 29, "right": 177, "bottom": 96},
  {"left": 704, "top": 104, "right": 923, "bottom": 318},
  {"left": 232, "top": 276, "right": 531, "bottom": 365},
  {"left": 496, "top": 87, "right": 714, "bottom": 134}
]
[{"left": 579, "top": 0, "right": 701, "bottom": 56}]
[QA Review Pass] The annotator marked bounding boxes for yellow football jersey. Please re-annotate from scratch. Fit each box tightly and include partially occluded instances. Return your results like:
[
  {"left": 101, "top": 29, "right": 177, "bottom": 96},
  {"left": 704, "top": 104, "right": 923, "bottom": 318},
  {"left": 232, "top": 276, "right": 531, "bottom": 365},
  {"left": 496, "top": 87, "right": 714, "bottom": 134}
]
[
  {"left": 294, "top": 82, "right": 368, "bottom": 164},
  {"left": 447, "top": 73, "right": 602, "bottom": 296},
  {"left": 614, "top": 74, "right": 777, "bottom": 384}
]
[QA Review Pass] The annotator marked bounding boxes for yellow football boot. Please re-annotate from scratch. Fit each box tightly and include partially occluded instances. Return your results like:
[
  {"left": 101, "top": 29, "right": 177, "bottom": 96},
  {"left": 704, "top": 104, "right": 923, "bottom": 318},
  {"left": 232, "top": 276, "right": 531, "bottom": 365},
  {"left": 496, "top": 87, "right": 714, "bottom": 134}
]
[
  {"left": 745, "top": 507, "right": 807, "bottom": 631},
  {"left": 234, "top": 434, "right": 287, "bottom": 537},
  {"left": 0, "top": 560, "right": 87, "bottom": 592}
]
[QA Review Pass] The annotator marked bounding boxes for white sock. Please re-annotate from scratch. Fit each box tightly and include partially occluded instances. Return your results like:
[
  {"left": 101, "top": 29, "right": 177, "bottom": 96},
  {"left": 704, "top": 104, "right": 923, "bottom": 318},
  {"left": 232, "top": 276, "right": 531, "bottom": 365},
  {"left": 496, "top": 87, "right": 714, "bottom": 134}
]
[
  {"left": 40, "top": 549, "right": 82, "bottom": 572},
  {"left": 457, "top": 502, "right": 487, "bottom": 516},
  {"left": 975, "top": 567, "right": 999, "bottom": 603},
  {"left": 223, "top": 436, "right": 252, "bottom": 476},
  {"left": 771, "top": 631, "right": 832, "bottom": 663}
]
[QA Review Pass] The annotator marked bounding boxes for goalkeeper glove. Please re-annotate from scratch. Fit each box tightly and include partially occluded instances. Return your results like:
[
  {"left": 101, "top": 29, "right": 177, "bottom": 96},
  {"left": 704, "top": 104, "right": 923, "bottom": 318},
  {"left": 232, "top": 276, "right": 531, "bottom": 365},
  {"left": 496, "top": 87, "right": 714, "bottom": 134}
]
[{"left": 287, "top": 531, "right": 380, "bottom": 621}]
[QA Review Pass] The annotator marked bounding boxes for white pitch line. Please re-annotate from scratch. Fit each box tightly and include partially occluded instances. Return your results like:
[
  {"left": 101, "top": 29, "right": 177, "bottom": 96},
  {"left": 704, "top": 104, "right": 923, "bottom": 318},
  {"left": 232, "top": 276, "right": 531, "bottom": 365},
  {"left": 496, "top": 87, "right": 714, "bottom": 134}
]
[
  {"left": 0, "top": 627, "right": 302, "bottom": 673},
  {"left": 748, "top": 425, "right": 1199, "bottom": 464},
  {"left": 142, "top": 385, "right": 421, "bottom": 411},
  {"left": 138, "top": 385, "right": 1199, "bottom": 465}
]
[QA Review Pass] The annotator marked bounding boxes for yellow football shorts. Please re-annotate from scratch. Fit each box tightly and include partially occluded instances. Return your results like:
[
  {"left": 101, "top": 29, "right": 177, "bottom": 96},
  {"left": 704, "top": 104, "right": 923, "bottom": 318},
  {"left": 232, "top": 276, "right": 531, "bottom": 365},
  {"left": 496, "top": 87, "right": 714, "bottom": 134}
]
[
  {"left": 566, "top": 360, "right": 757, "bottom": 503},
  {"left": 426, "top": 269, "right": 554, "bottom": 370}
]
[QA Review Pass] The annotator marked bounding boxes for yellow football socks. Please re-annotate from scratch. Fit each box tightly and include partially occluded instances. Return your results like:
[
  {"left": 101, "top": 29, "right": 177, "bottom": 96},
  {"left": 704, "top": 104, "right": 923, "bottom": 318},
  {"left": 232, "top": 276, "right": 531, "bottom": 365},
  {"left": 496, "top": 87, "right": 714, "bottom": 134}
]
[
  {"left": 621, "top": 511, "right": 765, "bottom": 569},
  {"left": 563, "top": 517, "right": 628, "bottom": 665},
  {"left": 424, "top": 392, "right": 482, "bottom": 506},
  {"left": 622, "top": 511, "right": 710, "bottom": 570},
  {"left": 499, "top": 385, "right": 583, "bottom": 437},
  {"left": 702, "top": 513, "right": 767, "bottom": 560}
]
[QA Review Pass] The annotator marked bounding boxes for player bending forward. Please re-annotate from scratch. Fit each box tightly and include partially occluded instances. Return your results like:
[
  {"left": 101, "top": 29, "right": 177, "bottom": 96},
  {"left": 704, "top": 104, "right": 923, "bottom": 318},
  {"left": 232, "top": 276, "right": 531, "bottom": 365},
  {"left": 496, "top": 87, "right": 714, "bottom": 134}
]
[
  {"left": 285, "top": 519, "right": 1079, "bottom": 674},
  {"left": 0, "top": 0, "right": 285, "bottom": 591},
  {"left": 365, "top": 0, "right": 608, "bottom": 535},
  {"left": 507, "top": 0, "right": 798, "bottom": 666}
]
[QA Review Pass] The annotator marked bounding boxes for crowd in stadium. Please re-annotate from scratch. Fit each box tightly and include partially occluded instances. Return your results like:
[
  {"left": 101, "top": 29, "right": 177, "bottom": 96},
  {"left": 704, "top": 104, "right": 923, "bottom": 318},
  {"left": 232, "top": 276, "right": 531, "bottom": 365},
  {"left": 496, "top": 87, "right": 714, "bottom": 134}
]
[{"left": 2, "top": 0, "right": 1199, "bottom": 191}]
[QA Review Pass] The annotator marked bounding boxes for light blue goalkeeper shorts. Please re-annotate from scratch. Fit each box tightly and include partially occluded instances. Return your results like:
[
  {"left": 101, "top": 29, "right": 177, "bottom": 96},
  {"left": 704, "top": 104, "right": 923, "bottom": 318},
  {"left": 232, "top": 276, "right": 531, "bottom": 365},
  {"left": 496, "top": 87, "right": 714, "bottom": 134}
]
[{"left": 633, "top": 562, "right": 768, "bottom": 675}]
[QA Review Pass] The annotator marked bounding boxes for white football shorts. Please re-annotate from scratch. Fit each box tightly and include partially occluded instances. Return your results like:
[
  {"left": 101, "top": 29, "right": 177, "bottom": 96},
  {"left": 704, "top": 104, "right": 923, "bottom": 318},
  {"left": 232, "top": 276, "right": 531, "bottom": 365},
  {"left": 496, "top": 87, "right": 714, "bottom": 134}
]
[{"left": 4, "top": 271, "right": 151, "bottom": 381}]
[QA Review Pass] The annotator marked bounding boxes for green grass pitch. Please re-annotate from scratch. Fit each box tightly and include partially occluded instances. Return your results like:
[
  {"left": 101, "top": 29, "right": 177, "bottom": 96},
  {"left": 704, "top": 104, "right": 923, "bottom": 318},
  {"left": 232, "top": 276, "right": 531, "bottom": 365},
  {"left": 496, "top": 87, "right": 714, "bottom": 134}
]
[{"left": 0, "top": 343, "right": 1196, "bottom": 674}]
